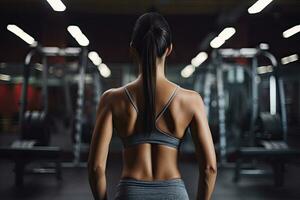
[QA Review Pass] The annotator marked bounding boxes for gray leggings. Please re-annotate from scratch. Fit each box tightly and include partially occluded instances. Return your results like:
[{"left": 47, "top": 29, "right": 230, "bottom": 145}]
[{"left": 113, "top": 177, "right": 190, "bottom": 200}]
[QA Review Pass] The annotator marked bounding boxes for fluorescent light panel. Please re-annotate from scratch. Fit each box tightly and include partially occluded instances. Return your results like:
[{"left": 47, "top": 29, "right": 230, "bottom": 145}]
[
  {"left": 248, "top": 0, "right": 273, "bottom": 14},
  {"left": 281, "top": 54, "right": 298, "bottom": 65},
  {"left": 98, "top": 63, "right": 111, "bottom": 78},
  {"left": 0, "top": 74, "right": 11, "bottom": 81},
  {"left": 46, "top": 0, "right": 66, "bottom": 12},
  {"left": 283, "top": 25, "right": 300, "bottom": 38},
  {"left": 67, "top": 26, "right": 89, "bottom": 46},
  {"left": 218, "top": 27, "right": 236, "bottom": 41},
  {"left": 181, "top": 64, "right": 195, "bottom": 78},
  {"left": 210, "top": 37, "right": 225, "bottom": 49},
  {"left": 191, "top": 52, "right": 208, "bottom": 67},
  {"left": 210, "top": 27, "right": 236, "bottom": 49},
  {"left": 7, "top": 24, "right": 36, "bottom": 45},
  {"left": 88, "top": 51, "right": 102, "bottom": 66}
]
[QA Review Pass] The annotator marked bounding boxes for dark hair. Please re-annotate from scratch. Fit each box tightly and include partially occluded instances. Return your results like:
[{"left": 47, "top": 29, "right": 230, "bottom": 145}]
[{"left": 131, "top": 12, "right": 172, "bottom": 134}]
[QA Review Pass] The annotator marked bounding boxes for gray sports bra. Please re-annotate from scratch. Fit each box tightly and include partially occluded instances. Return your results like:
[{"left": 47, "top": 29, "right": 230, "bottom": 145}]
[{"left": 121, "top": 84, "right": 182, "bottom": 149}]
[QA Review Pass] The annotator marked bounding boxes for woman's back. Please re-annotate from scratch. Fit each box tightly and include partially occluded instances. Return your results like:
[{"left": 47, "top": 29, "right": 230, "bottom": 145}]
[
  {"left": 111, "top": 78, "right": 195, "bottom": 181},
  {"left": 88, "top": 12, "right": 216, "bottom": 200}
]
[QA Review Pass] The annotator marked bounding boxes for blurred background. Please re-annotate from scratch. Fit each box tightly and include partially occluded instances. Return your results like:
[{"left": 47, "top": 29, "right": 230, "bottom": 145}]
[{"left": 0, "top": 0, "right": 299, "bottom": 199}]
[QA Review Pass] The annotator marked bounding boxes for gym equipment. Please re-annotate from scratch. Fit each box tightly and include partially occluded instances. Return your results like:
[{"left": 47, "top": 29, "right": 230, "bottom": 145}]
[
  {"left": 0, "top": 46, "right": 82, "bottom": 185},
  {"left": 21, "top": 46, "right": 102, "bottom": 167},
  {"left": 22, "top": 111, "right": 50, "bottom": 146},
  {"left": 0, "top": 141, "right": 61, "bottom": 186},
  {"left": 20, "top": 46, "right": 87, "bottom": 165},
  {"left": 234, "top": 146, "right": 299, "bottom": 186},
  {"left": 211, "top": 47, "right": 300, "bottom": 186},
  {"left": 194, "top": 47, "right": 300, "bottom": 185},
  {"left": 21, "top": 46, "right": 102, "bottom": 168},
  {"left": 0, "top": 45, "right": 91, "bottom": 185},
  {"left": 193, "top": 57, "right": 251, "bottom": 165},
  {"left": 256, "top": 112, "right": 282, "bottom": 140}
]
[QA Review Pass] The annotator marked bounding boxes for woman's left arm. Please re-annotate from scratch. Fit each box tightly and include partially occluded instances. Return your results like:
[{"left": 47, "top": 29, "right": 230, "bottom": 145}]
[{"left": 88, "top": 89, "right": 114, "bottom": 200}]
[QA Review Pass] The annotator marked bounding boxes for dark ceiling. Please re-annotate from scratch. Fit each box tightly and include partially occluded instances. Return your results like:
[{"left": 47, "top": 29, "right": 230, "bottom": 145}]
[
  {"left": 0, "top": 0, "right": 299, "bottom": 65},
  {"left": 1, "top": 0, "right": 299, "bottom": 14}
]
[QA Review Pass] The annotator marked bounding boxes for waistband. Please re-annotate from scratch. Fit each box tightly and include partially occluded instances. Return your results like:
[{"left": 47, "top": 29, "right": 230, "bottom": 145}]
[{"left": 118, "top": 177, "right": 185, "bottom": 188}]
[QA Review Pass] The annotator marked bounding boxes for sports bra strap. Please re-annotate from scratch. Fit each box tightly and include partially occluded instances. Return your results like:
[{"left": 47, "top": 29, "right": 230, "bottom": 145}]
[
  {"left": 124, "top": 84, "right": 179, "bottom": 119},
  {"left": 155, "top": 85, "right": 179, "bottom": 121},
  {"left": 124, "top": 86, "right": 139, "bottom": 113}
]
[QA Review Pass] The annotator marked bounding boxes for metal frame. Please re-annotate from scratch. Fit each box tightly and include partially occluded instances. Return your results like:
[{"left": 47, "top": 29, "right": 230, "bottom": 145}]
[
  {"left": 20, "top": 46, "right": 88, "bottom": 167},
  {"left": 210, "top": 47, "right": 288, "bottom": 165},
  {"left": 211, "top": 50, "right": 227, "bottom": 165}
]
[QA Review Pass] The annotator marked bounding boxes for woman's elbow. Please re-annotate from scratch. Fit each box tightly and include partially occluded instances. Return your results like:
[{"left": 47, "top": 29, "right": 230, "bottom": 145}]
[
  {"left": 205, "top": 164, "right": 217, "bottom": 175},
  {"left": 88, "top": 162, "right": 105, "bottom": 177},
  {"left": 207, "top": 152, "right": 218, "bottom": 175},
  {"left": 200, "top": 161, "right": 217, "bottom": 175}
]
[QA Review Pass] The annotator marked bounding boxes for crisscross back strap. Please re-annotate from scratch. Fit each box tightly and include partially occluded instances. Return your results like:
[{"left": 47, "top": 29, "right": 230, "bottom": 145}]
[
  {"left": 124, "top": 86, "right": 139, "bottom": 113},
  {"left": 155, "top": 85, "right": 179, "bottom": 121},
  {"left": 124, "top": 84, "right": 180, "bottom": 119}
]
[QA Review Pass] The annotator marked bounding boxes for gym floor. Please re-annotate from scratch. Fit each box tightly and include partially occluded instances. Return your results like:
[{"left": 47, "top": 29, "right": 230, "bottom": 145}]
[
  {"left": 1, "top": 157, "right": 300, "bottom": 200},
  {"left": 1, "top": 130, "right": 300, "bottom": 199}
]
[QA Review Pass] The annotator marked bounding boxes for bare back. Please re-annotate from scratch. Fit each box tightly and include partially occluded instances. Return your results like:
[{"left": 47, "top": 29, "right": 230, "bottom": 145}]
[{"left": 111, "top": 78, "right": 195, "bottom": 181}]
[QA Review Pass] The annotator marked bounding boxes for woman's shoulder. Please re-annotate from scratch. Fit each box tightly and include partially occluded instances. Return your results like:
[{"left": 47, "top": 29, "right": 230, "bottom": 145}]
[
  {"left": 176, "top": 85, "right": 202, "bottom": 100},
  {"left": 100, "top": 78, "right": 140, "bottom": 101},
  {"left": 100, "top": 85, "right": 126, "bottom": 100},
  {"left": 175, "top": 86, "right": 204, "bottom": 112}
]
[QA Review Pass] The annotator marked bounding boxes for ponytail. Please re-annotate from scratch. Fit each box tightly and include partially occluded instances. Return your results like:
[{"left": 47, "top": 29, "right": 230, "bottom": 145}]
[
  {"left": 141, "top": 30, "right": 157, "bottom": 134},
  {"left": 130, "top": 12, "right": 172, "bottom": 135}
]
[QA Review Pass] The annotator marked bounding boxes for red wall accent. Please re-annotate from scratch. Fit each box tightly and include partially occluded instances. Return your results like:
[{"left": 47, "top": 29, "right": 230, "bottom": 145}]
[{"left": 0, "top": 84, "right": 42, "bottom": 117}]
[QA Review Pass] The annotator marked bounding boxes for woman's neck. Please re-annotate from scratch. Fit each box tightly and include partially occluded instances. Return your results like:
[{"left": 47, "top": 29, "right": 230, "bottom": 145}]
[{"left": 137, "top": 60, "right": 166, "bottom": 80}]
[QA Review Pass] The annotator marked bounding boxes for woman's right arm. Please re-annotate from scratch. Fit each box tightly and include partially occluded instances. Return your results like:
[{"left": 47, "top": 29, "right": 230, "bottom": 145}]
[{"left": 189, "top": 92, "right": 217, "bottom": 200}]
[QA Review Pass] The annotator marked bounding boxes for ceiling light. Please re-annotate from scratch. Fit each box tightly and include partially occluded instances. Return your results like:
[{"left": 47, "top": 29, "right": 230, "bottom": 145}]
[
  {"left": 7, "top": 24, "right": 37, "bottom": 46},
  {"left": 218, "top": 27, "right": 236, "bottom": 41},
  {"left": 67, "top": 25, "right": 89, "bottom": 46},
  {"left": 191, "top": 52, "right": 208, "bottom": 67},
  {"left": 0, "top": 74, "right": 11, "bottom": 81},
  {"left": 248, "top": 0, "right": 273, "bottom": 14},
  {"left": 98, "top": 63, "right": 111, "bottom": 78},
  {"left": 181, "top": 64, "right": 195, "bottom": 78},
  {"left": 210, "top": 37, "right": 225, "bottom": 49},
  {"left": 283, "top": 25, "right": 300, "bottom": 38},
  {"left": 88, "top": 51, "right": 102, "bottom": 66},
  {"left": 281, "top": 54, "right": 298, "bottom": 65},
  {"left": 210, "top": 27, "right": 236, "bottom": 49},
  {"left": 46, "top": 0, "right": 66, "bottom": 12}
]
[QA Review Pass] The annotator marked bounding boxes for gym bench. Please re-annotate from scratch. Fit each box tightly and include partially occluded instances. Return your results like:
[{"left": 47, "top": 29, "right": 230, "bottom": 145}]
[
  {"left": 234, "top": 146, "right": 300, "bottom": 186},
  {"left": 0, "top": 141, "right": 62, "bottom": 187}
]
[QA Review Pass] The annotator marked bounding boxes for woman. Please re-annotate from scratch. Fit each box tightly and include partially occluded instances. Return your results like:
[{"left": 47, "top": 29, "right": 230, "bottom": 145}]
[{"left": 88, "top": 12, "right": 217, "bottom": 200}]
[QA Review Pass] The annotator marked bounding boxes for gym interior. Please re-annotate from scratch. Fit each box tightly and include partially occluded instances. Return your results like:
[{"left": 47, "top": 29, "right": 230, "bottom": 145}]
[{"left": 0, "top": 1, "right": 299, "bottom": 200}]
